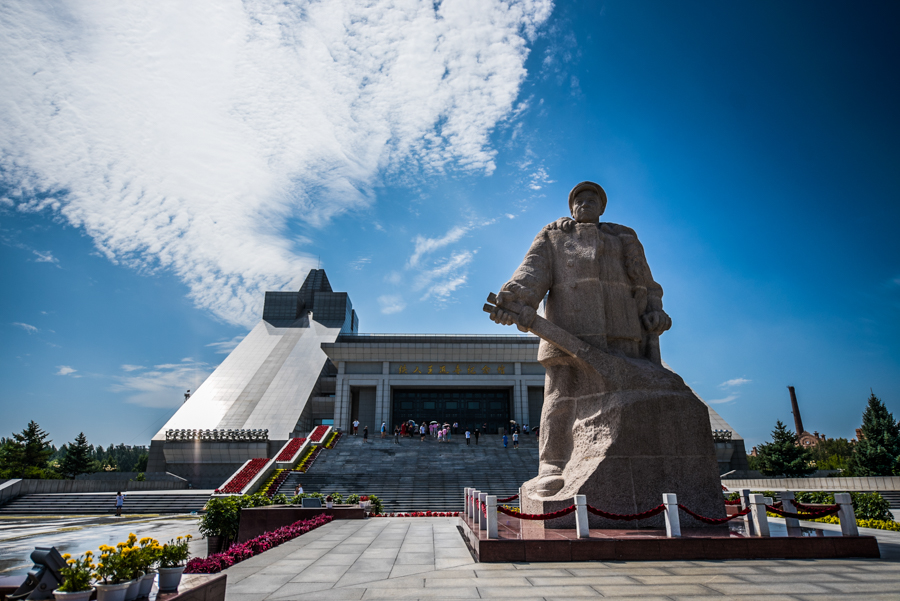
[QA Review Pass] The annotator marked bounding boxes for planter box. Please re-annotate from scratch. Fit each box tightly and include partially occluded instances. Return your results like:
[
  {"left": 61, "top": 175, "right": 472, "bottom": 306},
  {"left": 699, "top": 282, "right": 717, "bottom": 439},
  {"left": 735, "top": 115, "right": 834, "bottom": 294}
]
[{"left": 274, "top": 438, "right": 310, "bottom": 470}]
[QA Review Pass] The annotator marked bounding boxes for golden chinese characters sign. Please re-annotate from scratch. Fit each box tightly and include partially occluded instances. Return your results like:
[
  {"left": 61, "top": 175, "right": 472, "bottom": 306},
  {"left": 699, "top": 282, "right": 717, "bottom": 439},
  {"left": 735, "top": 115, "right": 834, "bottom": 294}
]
[{"left": 390, "top": 363, "right": 509, "bottom": 376}]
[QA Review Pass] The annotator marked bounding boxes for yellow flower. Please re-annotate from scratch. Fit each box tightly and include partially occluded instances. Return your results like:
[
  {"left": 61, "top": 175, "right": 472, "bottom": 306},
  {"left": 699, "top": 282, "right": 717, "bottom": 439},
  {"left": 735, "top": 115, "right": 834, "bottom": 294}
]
[
  {"left": 61, "top": 554, "right": 72, "bottom": 560},
  {"left": 67, "top": 559, "right": 75, "bottom": 565},
  {"left": 186, "top": 535, "right": 192, "bottom": 539},
  {"left": 176, "top": 536, "right": 182, "bottom": 540},
  {"left": 117, "top": 542, "right": 126, "bottom": 548},
  {"left": 90, "top": 564, "right": 97, "bottom": 570},
  {"left": 84, "top": 551, "right": 93, "bottom": 557},
  {"left": 97, "top": 563, "right": 104, "bottom": 569}
]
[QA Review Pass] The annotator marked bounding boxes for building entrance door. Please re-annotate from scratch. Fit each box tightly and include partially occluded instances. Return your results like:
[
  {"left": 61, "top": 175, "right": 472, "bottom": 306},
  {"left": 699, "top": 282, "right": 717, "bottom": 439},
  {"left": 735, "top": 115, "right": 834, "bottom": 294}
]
[{"left": 392, "top": 389, "right": 511, "bottom": 434}]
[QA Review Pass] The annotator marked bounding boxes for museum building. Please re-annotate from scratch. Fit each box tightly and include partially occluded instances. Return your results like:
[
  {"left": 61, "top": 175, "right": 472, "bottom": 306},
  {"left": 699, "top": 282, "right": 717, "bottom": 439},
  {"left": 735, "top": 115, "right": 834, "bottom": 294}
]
[{"left": 147, "top": 269, "right": 747, "bottom": 487}]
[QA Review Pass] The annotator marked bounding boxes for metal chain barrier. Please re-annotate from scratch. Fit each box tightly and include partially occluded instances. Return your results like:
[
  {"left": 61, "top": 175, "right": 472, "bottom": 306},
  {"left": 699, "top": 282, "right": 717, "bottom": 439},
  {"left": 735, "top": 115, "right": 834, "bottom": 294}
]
[
  {"left": 496, "top": 504, "right": 577, "bottom": 520},
  {"left": 586, "top": 503, "right": 666, "bottom": 521},
  {"left": 678, "top": 504, "right": 751, "bottom": 525},
  {"left": 497, "top": 494, "right": 519, "bottom": 502},
  {"left": 765, "top": 504, "right": 840, "bottom": 520}
]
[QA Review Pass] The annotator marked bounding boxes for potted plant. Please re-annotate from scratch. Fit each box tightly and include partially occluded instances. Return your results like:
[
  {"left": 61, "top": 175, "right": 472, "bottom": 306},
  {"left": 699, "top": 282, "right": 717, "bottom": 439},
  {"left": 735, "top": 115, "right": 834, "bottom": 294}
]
[
  {"left": 135, "top": 537, "right": 160, "bottom": 598},
  {"left": 94, "top": 544, "right": 131, "bottom": 601},
  {"left": 199, "top": 497, "right": 241, "bottom": 555},
  {"left": 157, "top": 536, "right": 192, "bottom": 593},
  {"left": 54, "top": 552, "right": 95, "bottom": 601},
  {"left": 120, "top": 534, "right": 145, "bottom": 601}
]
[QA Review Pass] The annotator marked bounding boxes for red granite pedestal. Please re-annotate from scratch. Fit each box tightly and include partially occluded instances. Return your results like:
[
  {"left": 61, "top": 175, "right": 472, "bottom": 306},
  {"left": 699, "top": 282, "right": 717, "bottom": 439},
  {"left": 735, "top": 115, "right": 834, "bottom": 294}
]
[{"left": 459, "top": 513, "right": 880, "bottom": 562}]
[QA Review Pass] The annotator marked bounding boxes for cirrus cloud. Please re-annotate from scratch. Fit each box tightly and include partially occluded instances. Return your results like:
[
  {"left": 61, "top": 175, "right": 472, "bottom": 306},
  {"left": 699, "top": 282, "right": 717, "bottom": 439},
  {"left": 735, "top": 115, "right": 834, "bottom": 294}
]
[{"left": 0, "top": 0, "right": 553, "bottom": 327}]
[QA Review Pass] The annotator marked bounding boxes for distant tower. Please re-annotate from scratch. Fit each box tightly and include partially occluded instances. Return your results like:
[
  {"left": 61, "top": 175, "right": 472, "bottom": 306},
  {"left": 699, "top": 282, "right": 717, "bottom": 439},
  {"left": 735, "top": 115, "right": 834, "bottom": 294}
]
[
  {"left": 787, "top": 386, "right": 819, "bottom": 447},
  {"left": 787, "top": 386, "right": 804, "bottom": 435}
]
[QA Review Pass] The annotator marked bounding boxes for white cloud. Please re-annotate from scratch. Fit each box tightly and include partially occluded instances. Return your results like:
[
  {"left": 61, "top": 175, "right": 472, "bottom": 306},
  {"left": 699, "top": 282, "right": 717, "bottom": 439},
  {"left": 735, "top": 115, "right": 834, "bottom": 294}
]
[
  {"left": 56, "top": 365, "right": 77, "bottom": 376},
  {"left": 0, "top": 0, "right": 552, "bottom": 327},
  {"left": 720, "top": 377, "right": 751, "bottom": 388},
  {"left": 528, "top": 166, "right": 555, "bottom": 190},
  {"left": 111, "top": 359, "right": 213, "bottom": 408},
  {"left": 415, "top": 250, "right": 475, "bottom": 301},
  {"left": 408, "top": 226, "right": 470, "bottom": 268},
  {"left": 378, "top": 295, "right": 407, "bottom": 315},
  {"left": 385, "top": 271, "right": 402, "bottom": 285},
  {"left": 350, "top": 256, "right": 372, "bottom": 271},
  {"left": 707, "top": 394, "right": 738, "bottom": 405},
  {"left": 32, "top": 250, "right": 59, "bottom": 264},
  {"left": 12, "top": 322, "right": 38, "bottom": 334},
  {"left": 205, "top": 335, "right": 245, "bottom": 354}
]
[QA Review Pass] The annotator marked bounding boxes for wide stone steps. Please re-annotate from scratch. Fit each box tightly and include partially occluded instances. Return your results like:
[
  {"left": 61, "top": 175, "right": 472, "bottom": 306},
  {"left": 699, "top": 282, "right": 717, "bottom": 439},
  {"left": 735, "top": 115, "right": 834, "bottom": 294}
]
[
  {"left": 0, "top": 492, "right": 211, "bottom": 515},
  {"left": 276, "top": 432, "right": 539, "bottom": 512}
]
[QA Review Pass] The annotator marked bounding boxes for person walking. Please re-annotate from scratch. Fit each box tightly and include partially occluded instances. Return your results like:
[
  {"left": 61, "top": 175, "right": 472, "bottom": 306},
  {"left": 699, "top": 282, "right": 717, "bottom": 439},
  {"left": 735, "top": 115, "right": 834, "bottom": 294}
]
[
  {"left": 453, "top": 422, "right": 458, "bottom": 435},
  {"left": 381, "top": 422, "right": 386, "bottom": 439},
  {"left": 513, "top": 431, "right": 519, "bottom": 449},
  {"left": 393, "top": 426, "right": 400, "bottom": 445},
  {"left": 474, "top": 428, "right": 480, "bottom": 445},
  {"left": 420, "top": 424, "right": 426, "bottom": 442},
  {"left": 115, "top": 491, "right": 126, "bottom": 517},
  {"left": 353, "top": 420, "right": 360, "bottom": 436},
  {"left": 502, "top": 433, "right": 508, "bottom": 448},
  {"left": 437, "top": 428, "right": 444, "bottom": 443},
  {"left": 363, "top": 425, "right": 368, "bottom": 443},
  {"left": 465, "top": 429, "right": 471, "bottom": 446}
]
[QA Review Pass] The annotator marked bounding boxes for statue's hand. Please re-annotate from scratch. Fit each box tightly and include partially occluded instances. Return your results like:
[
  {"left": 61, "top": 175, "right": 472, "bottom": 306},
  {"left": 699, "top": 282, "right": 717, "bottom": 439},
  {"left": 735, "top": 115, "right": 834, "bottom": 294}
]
[
  {"left": 489, "top": 291, "right": 518, "bottom": 326},
  {"left": 641, "top": 310, "right": 672, "bottom": 333}
]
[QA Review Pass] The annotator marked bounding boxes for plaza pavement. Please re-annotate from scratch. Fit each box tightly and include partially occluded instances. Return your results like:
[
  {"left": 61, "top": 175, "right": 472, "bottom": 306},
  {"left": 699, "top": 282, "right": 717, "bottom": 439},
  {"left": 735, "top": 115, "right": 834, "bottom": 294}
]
[{"left": 222, "top": 517, "right": 900, "bottom": 601}]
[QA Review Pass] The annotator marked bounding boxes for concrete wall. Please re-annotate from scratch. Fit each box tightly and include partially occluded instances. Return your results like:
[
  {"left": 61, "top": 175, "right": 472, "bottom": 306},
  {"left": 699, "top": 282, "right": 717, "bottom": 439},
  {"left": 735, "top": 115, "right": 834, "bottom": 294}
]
[
  {"left": 722, "top": 476, "right": 900, "bottom": 491},
  {"left": 0, "top": 477, "right": 188, "bottom": 505},
  {"left": 74, "top": 471, "right": 186, "bottom": 482}
]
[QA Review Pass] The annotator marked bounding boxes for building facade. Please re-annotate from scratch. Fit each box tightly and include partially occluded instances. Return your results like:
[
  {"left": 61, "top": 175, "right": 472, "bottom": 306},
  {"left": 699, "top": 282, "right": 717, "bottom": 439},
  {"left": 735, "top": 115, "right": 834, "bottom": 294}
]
[{"left": 148, "top": 270, "right": 747, "bottom": 487}]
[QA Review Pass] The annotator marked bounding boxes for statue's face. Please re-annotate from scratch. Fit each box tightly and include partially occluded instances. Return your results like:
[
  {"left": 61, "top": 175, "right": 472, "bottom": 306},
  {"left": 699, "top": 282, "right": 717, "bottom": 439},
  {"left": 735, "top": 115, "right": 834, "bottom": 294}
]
[{"left": 571, "top": 190, "right": 603, "bottom": 223}]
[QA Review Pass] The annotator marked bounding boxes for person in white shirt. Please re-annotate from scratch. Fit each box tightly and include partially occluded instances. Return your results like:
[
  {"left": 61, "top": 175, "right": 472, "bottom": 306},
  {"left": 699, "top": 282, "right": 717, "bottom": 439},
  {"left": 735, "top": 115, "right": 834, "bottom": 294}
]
[
  {"left": 513, "top": 431, "right": 519, "bottom": 449},
  {"left": 465, "top": 430, "right": 471, "bottom": 446},
  {"left": 353, "top": 420, "right": 359, "bottom": 436}
]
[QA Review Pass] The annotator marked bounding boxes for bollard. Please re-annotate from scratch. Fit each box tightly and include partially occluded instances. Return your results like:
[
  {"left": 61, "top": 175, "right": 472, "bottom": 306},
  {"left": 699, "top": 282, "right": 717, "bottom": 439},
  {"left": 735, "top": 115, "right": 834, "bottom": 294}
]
[
  {"left": 470, "top": 489, "right": 479, "bottom": 521},
  {"left": 478, "top": 492, "right": 488, "bottom": 531},
  {"left": 740, "top": 488, "right": 755, "bottom": 536},
  {"left": 486, "top": 495, "right": 498, "bottom": 539},
  {"left": 835, "top": 493, "right": 859, "bottom": 537},
  {"left": 663, "top": 493, "right": 681, "bottom": 538},
  {"left": 464, "top": 488, "right": 470, "bottom": 517},
  {"left": 749, "top": 494, "right": 770, "bottom": 537},
  {"left": 780, "top": 491, "right": 801, "bottom": 531},
  {"left": 574, "top": 495, "right": 589, "bottom": 538}
]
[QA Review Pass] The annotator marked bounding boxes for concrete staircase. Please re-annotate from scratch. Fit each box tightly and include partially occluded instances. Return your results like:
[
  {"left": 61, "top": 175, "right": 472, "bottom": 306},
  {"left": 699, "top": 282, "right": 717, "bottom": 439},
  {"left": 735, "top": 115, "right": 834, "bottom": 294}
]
[
  {"left": 0, "top": 491, "right": 212, "bottom": 515},
  {"left": 276, "top": 432, "right": 539, "bottom": 513}
]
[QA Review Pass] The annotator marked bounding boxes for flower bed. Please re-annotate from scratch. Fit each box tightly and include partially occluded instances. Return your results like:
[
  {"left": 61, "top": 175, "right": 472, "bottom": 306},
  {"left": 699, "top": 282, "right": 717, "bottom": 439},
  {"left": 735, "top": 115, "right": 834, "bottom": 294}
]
[
  {"left": 215, "top": 458, "right": 270, "bottom": 494},
  {"left": 276, "top": 437, "right": 307, "bottom": 462},
  {"left": 185, "top": 514, "right": 333, "bottom": 574},
  {"left": 309, "top": 425, "right": 331, "bottom": 444},
  {"left": 372, "top": 511, "right": 460, "bottom": 517},
  {"left": 767, "top": 512, "right": 900, "bottom": 532},
  {"left": 294, "top": 446, "right": 322, "bottom": 472},
  {"left": 260, "top": 469, "right": 290, "bottom": 498},
  {"left": 324, "top": 431, "right": 342, "bottom": 449}
]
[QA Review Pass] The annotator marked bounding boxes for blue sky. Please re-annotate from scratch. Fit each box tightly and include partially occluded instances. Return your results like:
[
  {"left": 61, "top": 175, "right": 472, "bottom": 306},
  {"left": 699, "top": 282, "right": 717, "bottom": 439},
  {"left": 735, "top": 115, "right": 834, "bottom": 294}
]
[{"left": 2, "top": 1, "right": 898, "bottom": 451}]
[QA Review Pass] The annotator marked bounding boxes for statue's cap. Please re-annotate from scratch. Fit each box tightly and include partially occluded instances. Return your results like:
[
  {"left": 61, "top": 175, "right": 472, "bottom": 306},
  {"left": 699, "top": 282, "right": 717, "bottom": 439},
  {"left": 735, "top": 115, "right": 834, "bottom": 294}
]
[{"left": 568, "top": 181, "right": 607, "bottom": 214}]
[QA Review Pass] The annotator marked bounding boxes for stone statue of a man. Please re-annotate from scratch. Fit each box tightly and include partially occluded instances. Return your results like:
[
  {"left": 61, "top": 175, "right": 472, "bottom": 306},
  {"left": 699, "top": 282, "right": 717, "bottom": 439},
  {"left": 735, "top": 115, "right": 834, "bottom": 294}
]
[{"left": 489, "top": 181, "right": 722, "bottom": 527}]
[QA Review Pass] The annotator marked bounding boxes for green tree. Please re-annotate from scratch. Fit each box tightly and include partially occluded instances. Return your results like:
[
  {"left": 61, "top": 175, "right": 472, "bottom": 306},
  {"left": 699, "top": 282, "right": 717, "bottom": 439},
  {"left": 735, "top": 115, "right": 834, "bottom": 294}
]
[
  {"left": 133, "top": 453, "right": 148, "bottom": 472},
  {"left": 59, "top": 432, "right": 95, "bottom": 479},
  {"left": 810, "top": 437, "right": 855, "bottom": 473},
  {"left": 849, "top": 392, "right": 900, "bottom": 476},
  {"left": 755, "top": 420, "right": 816, "bottom": 477},
  {"left": 0, "top": 422, "right": 57, "bottom": 478}
]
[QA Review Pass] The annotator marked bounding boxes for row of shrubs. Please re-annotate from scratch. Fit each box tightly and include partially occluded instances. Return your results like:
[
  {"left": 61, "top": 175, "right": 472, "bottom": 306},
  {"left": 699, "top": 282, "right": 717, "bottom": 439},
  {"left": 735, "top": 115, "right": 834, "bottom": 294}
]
[
  {"left": 200, "top": 492, "right": 385, "bottom": 547},
  {"left": 187, "top": 514, "right": 332, "bottom": 574}
]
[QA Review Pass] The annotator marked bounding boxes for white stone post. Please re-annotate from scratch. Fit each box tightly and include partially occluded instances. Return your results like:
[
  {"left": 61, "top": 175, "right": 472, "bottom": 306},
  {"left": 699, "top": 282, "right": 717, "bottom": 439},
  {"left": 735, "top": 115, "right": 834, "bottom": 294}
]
[
  {"left": 478, "top": 492, "right": 488, "bottom": 531},
  {"left": 749, "top": 494, "right": 770, "bottom": 537},
  {"left": 574, "top": 495, "right": 589, "bottom": 538},
  {"left": 780, "top": 491, "right": 801, "bottom": 530},
  {"left": 835, "top": 493, "right": 859, "bottom": 536},
  {"left": 663, "top": 493, "right": 681, "bottom": 538},
  {"left": 464, "top": 488, "right": 471, "bottom": 518},
  {"left": 486, "top": 495, "right": 498, "bottom": 539},
  {"left": 740, "top": 488, "right": 755, "bottom": 536},
  {"left": 469, "top": 489, "right": 478, "bottom": 521}
]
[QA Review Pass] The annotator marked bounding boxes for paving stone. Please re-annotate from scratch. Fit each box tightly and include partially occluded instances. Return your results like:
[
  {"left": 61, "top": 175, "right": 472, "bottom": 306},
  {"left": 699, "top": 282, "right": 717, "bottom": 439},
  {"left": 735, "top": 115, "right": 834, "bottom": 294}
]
[
  {"left": 592, "top": 584, "right": 714, "bottom": 597},
  {"left": 361, "top": 587, "right": 481, "bottom": 599},
  {"left": 701, "top": 583, "right": 835, "bottom": 595},
  {"left": 289, "top": 564, "right": 351, "bottom": 582},
  {"left": 477, "top": 584, "right": 602, "bottom": 598}
]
